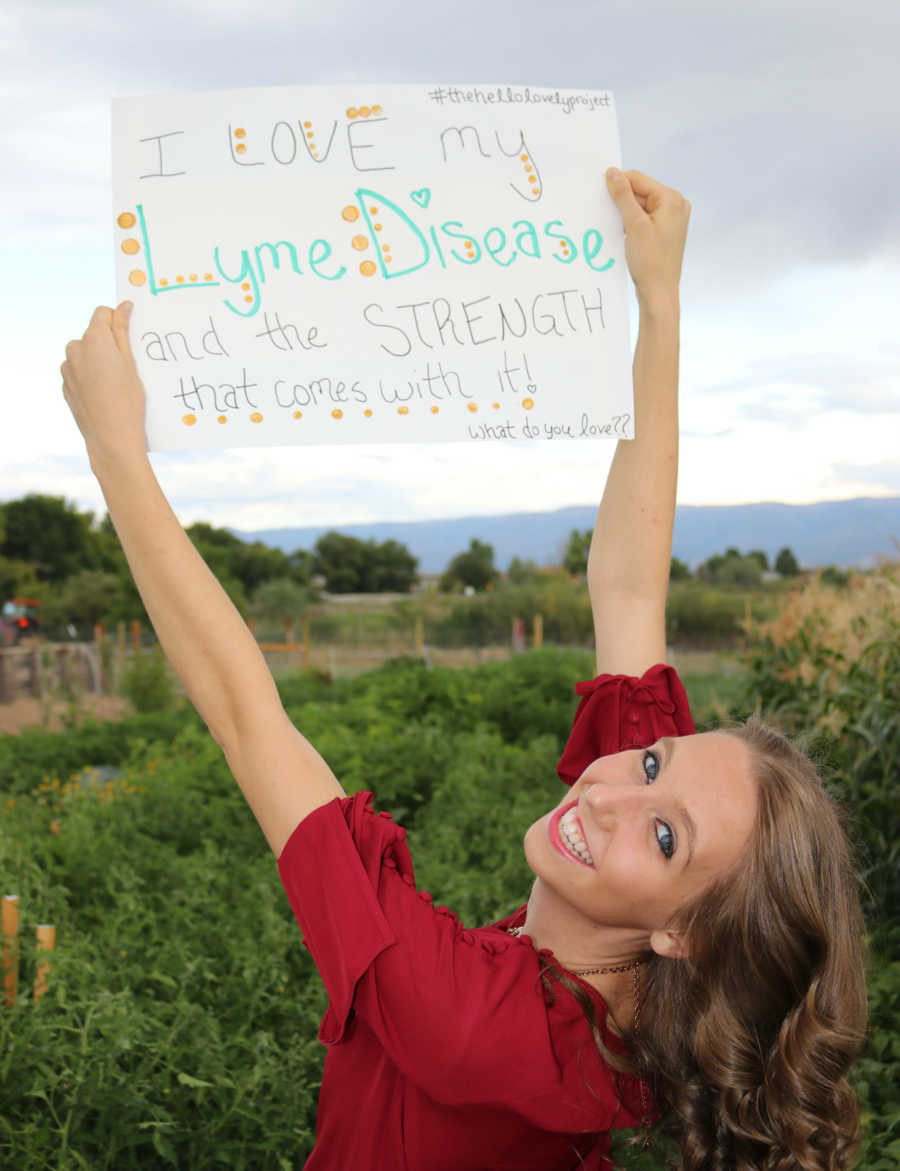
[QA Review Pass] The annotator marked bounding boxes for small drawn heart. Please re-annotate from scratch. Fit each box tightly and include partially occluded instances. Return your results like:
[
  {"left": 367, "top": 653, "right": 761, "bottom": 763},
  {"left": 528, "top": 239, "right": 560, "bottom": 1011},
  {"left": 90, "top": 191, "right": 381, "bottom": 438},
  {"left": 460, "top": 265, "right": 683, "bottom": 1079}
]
[{"left": 410, "top": 188, "right": 431, "bottom": 208}]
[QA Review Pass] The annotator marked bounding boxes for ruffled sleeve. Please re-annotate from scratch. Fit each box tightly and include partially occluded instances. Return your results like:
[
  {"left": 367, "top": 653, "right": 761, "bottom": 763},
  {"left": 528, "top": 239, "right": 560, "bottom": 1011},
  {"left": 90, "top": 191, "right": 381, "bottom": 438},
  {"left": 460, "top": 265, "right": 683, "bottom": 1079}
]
[{"left": 557, "top": 663, "right": 696, "bottom": 785}]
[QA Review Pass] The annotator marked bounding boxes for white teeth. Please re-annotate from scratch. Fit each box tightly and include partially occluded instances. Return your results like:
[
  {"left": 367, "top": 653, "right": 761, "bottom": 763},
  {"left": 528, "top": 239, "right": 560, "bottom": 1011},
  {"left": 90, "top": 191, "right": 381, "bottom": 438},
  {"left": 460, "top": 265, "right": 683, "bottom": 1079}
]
[{"left": 559, "top": 808, "right": 594, "bottom": 866}]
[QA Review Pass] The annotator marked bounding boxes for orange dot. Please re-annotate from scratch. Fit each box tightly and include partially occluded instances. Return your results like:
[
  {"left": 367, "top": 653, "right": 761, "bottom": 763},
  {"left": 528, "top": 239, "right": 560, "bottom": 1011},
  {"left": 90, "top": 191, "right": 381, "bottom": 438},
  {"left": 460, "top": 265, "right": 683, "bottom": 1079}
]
[
  {"left": 359, "top": 260, "right": 376, "bottom": 276},
  {"left": 332, "top": 408, "right": 344, "bottom": 419},
  {"left": 312, "top": 150, "right": 319, "bottom": 158},
  {"left": 244, "top": 295, "right": 253, "bottom": 303},
  {"left": 372, "top": 104, "right": 383, "bottom": 115},
  {"left": 306, "top": 131, "right": 314, "bottom": 139},
  {"left": 293, "top": 410, "right": 303, "bottom": 419},
  {"left": 182, "top": 414, "right": 197, "bottom": 426},
  {"left": 492, "top": 402, "right": 500, "bottom": 409},
  {"left": 117, "top": 212, "right": 136, "bottom": 229},
  {"left": 217, "top": 415, "right": 227, "bottom": 424},
  {"left": 522, "top": 398, "right": 534, "bottom": 410},
  {"left": 303, "top": 120, "right": 312, "bottom": 128},
  {"left": 384, "top": 255, "right": 392, "bottom": 264},
  {"left": 467, "top": 403, "right": 478, "bottom": 413},
  {"left": 369, "top": 206, "right": 378, "bottom": 214},
  {"left": 121, "top": 238, "right": 140, "bottom": 255},
  {"left": 236, "top": 144, "right": 247, "bottom": 155},
  {"left": 364, "top": 409, "right": 373, "bottom": 418},
  {"left": 374, "top": 223, "right": 382, "bottom": 231},
  {"left": 397, "top": 406, "right": 409, "bottom": 415},
  {"left": 346, "top": 107, "right": 358, "bottom": 119},
  {"left": 520, "top": 153, "right": 528, "bottom": 161},
  {"left": 342, "top": 205, "right": 360, "bottom": 222},
  {"left": 204, "top": 273, "right": 213, "bottom": 281},
  {"left": 234, "top": 128, "right": 246, "bottom": 138},
  {"left": 176, "top": 275, "right": 185, "bottom": 284},
  {"left": 382, "top": 244, "right": 391, "bottom": 252},
  {"left": 159, "top": 278, "right": 168, "bottom": 287},
  {"left": 241, "top": 282, "right": 251, "bottom": 290},
  {"left": 359, "top": 106, "right": 371, "bottom": 118},
  {"left": 189, "top": 273, "right": 198, "bottom": 282},
  {"left": 531, "top": 183, "right": 540, "bottom": 191},
  {"left": 352, "top": 234, "right": 369, "bottom": 251},
  {"left": 250, "top": 412, "right": 263, "bottom": 424},
  {"left": 525, "top": 164, "right": 534, "bottom": 173},
  {"left": 129, "top": 270, "right": 146, "bottom": 286},
  {"left": 430, "top": 405, "right": 439, "bottom": 414}
]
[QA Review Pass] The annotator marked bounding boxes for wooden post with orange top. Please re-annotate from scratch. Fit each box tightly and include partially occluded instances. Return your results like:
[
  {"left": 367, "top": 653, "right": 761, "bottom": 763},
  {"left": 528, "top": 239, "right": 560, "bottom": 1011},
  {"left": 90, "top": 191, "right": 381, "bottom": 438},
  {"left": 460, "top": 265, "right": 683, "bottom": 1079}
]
[
  {"left": 533, "top": 613, "right": 544, "bottom": 650},
  {"left": 2, "top": 895, "right": 19, "bottom": 1007},
  {"left": 34, "top": 925, "right": 56, "bottom": 1005}
]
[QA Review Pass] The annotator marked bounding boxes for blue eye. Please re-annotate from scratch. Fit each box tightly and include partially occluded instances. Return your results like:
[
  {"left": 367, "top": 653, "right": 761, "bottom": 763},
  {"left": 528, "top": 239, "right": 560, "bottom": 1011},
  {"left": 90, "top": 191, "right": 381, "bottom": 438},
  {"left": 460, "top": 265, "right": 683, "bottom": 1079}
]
[
  {"left": 643, "top": 751, "right": 660, "bottom": 783},
  {"left": 655, "top": 821, "right": 675, "bottom": 860}
]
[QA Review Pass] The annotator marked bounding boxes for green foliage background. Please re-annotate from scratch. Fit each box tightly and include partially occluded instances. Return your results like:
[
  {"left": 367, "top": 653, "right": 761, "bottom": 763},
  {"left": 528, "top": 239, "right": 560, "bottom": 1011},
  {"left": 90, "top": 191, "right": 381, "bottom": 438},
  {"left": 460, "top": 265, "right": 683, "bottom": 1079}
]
[{"left": 0, "top": 625, "right": 897, "bottom": 1168}]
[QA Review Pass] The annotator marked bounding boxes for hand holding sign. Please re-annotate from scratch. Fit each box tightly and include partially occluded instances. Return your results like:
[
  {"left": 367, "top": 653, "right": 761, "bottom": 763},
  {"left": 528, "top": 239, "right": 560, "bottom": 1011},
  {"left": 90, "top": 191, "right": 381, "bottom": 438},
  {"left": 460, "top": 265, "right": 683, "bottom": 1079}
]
[
  {"left": 604, "top": 168, "right": 691, "bottom": 304},
  {"left": 111, "top": 83, "right": 635, "bottom": 451}
]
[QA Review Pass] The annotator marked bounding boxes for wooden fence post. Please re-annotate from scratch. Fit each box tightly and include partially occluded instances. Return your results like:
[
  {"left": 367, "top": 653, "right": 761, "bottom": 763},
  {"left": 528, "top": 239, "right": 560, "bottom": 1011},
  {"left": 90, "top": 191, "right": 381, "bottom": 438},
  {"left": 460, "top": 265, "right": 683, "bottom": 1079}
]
[
  {"left": 283, "top": 617, "right": 294, "bottom": 646},
  {"left": 94, "top": 624, "right": 106, "bottom": 692},
  {"left": 34, "top": 925, "right": 56, "bottom": 1005},
  {"left": 302, "top": 616, "right": 310, "bottom": 668},
  {"left": 116, "top": 622, "right": 127, "bottom": 689},
  {"left": 533, "top": 613, "right": 543, "bottom": 650},
  {"left": 130, "top": 619, "right": 142, "bottom": 653},
  {"left": 2, "top": 895, "right": 19, "bottom": 1007},
  {"left": 414, "top": 615, "right": 425, "bottom": 659}
]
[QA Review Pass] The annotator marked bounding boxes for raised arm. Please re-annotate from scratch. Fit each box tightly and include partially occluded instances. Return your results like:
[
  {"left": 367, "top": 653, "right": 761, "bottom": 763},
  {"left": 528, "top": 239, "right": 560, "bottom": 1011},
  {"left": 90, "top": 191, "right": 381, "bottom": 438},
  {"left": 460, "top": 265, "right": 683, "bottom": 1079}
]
[
  {"left": 61, "top": 306, "right": 345, "bottom": 856},
  {"left": 588, "top": 169, "right": 691, "bottom": 677}
]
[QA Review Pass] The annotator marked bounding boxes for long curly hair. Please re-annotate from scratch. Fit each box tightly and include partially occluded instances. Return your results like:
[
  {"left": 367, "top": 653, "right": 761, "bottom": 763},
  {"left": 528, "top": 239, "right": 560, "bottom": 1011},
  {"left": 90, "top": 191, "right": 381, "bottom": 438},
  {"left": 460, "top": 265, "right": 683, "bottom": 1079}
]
[{"left": 544, "top": 716, "right": 868, "bottom": 1169}]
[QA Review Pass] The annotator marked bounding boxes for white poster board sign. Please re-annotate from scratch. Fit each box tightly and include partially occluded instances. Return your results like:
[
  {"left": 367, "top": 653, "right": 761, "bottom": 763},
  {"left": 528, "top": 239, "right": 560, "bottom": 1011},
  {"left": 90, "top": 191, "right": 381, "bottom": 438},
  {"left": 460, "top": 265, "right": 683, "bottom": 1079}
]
[{"left": 111, "top": 83, "right": 632, "bottom": 451}]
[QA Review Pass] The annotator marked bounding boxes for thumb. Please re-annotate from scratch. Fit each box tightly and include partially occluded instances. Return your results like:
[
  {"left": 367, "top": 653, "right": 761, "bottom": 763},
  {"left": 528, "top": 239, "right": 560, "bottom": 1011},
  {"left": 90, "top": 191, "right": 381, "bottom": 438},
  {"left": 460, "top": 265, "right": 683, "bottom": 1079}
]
[{"left": 605, "top": 168, "right": 644, "bottom": 229}]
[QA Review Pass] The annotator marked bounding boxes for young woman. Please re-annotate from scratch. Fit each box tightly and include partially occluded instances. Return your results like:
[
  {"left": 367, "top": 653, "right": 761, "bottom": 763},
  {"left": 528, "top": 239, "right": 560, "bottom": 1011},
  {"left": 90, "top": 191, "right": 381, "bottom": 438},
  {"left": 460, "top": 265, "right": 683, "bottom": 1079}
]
[{"left": 62, "top": 169, "right": 867, "bottom": 1171}]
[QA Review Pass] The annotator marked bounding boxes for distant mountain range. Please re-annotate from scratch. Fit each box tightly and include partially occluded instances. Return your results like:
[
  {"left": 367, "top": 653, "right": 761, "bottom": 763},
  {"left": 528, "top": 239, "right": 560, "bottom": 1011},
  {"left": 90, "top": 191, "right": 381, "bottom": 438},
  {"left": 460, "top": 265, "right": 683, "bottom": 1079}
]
[{"left": 233, "top": 497, "right": 900, "bottom": 575}]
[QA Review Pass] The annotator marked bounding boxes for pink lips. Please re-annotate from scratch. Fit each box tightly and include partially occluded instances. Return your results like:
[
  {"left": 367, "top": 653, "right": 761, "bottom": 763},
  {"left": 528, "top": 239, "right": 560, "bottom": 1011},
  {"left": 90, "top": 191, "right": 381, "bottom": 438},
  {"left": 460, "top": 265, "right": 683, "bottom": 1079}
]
[{"left": 548, "top": 799, "right": 594, "bottom": 867}]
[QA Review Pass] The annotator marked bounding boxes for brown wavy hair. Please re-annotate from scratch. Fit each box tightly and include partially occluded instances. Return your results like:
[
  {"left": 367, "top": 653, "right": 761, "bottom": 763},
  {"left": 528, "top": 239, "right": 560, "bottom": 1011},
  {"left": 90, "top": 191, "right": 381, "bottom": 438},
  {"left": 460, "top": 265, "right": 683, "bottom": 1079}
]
[{"left": 547, "top": 716, "right": 868, "bottom": 1170}]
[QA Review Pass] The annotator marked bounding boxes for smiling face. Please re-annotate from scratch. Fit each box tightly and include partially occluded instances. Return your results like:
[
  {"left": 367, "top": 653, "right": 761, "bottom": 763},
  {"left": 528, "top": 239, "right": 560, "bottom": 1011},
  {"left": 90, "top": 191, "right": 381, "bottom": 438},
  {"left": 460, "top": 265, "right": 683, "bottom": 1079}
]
[{"left": 523, "top": 732, "right": 758, "bottom": 946}]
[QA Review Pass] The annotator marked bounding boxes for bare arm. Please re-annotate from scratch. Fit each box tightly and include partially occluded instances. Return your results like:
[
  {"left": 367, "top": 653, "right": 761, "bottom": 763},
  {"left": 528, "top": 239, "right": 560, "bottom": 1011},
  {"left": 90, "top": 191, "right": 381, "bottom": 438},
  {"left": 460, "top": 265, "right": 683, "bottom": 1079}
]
[
  {"left": 62, "top": 307, "right": 344, "bottom": 856},
  {"left": 589, "top": 171, "right": 691, "bottom": 676}
]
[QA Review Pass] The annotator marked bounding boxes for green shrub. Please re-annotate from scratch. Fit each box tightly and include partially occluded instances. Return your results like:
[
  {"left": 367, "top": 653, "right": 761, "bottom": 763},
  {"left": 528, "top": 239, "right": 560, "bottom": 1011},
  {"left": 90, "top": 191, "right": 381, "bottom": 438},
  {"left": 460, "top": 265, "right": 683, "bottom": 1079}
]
[{"left": 121, "top": 648, "right": 177, "bottom": 714}]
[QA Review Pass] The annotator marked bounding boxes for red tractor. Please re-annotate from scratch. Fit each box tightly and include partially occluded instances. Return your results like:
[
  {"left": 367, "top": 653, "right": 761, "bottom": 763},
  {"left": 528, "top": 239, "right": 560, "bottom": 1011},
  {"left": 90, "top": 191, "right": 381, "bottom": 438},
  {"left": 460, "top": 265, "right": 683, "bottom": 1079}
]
[{"left": 1, "top": 598, "right": 41, "bottom": 646}]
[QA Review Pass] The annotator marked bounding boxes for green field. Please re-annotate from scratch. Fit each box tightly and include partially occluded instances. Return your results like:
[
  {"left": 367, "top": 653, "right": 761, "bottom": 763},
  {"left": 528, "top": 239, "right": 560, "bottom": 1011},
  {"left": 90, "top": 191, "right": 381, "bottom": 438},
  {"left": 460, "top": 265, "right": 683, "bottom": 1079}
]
[{"left": 1, "top": 569, "right": 897, "bottom": 1168}]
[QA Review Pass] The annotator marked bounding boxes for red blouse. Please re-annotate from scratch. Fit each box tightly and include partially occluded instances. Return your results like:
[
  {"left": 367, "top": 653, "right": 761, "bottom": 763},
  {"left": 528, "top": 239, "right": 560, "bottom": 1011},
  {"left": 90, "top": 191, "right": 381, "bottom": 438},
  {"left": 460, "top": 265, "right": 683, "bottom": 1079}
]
[{"left": 277, "top": 663, "right": 695, "bottom": 1170}]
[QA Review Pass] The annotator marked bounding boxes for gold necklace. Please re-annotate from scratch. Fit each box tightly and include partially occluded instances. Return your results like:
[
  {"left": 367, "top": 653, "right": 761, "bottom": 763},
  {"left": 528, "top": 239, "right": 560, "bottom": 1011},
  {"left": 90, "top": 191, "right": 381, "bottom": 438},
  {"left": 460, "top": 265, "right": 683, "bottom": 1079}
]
[
  {"left": 507, "top": 924, "right": 650, "bottom": 1134},
  {"left": 505, "top": 926, "right": 636, "bottom": 976}
]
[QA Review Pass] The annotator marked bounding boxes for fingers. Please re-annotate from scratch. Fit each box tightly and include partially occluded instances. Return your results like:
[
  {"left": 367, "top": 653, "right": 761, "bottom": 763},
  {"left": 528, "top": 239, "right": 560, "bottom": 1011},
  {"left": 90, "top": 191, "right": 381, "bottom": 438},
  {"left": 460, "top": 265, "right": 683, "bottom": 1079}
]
[
  {"left": 90, "top": 305, "right": 114, "bottom": 331},
  {"left": 111, "top": 300, "right": 135, "bottom": 361}
]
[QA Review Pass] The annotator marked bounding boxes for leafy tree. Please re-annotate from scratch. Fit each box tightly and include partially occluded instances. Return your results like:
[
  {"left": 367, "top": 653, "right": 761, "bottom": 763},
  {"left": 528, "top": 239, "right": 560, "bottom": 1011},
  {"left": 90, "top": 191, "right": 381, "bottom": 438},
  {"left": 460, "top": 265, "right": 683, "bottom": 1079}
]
[
  {"left": 775, "top": 546, "right": 801, "bottom": 576},
  {"left": 1, "top": 494, "right": 97, "bottom": 583},
  {"left": 287, "top": 549, "right": 314, "bottom": 588},
  {"left": 249, "top": 578, "right": 310, "bottom": 629},
  {"left": 373, "top": 539, "right": 419, "bottom": 592},
  {"left": 312, "top": 532, "right": 418, "bottom": 593},
  {"left": 0, "top": 555, "right": 42, "bottom": 601},
  {"left": 669, "top": 557, "right": 691, "bottom": 582},
  {"left": 563, "top": 529, "right": 592, "bottom": 576},
  {"left": 41, "top": 570, "right": 121, "bottom": 629},
  {"left": 747, "top": 549, "right": 770, "bottom": 572},
  {"left": 820, "top": 565, "right": 850, "bottom": 589},
  {"left": 507, "top": 557, "right": 540, "bottom": 585},
  {"left": 439, "top": 539, "right": 497, "bottom": 592},
  {"left": 697, "top": 549, "right": 763, "bottom": 588}
]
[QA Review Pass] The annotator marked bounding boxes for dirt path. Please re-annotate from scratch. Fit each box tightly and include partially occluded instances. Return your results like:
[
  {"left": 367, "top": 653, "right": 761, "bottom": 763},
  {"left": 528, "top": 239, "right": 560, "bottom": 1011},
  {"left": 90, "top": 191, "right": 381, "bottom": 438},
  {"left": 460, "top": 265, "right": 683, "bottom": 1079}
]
[{"left": 0, "top": 695, "right": 132, "bottom": 735}]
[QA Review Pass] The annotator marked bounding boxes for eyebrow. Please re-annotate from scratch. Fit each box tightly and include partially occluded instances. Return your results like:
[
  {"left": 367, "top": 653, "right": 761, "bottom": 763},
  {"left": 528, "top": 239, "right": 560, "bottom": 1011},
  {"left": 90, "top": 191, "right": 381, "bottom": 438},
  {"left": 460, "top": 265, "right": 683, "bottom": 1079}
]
[{"left": 659, "top": 737, "right": 696, "bottom": 867}]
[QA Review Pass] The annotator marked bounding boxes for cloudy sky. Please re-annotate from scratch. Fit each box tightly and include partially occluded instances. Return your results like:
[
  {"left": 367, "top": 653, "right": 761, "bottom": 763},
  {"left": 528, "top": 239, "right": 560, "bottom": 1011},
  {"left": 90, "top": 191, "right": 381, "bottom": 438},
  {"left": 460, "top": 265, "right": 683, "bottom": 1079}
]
[{"left": 4, "top": 0, "right": 898, "bottom": 535}]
